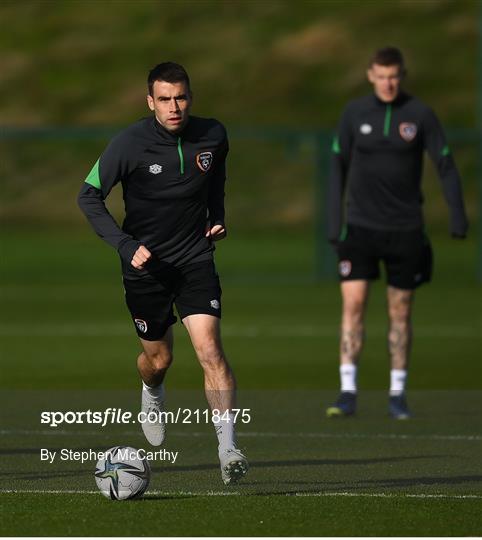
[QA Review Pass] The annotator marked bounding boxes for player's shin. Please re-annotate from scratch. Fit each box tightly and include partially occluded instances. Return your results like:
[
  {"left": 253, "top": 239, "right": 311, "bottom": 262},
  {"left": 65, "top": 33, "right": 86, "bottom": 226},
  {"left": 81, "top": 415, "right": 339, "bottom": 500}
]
[
  {"left": 140, "top": 381, "right": 166, "bottom": 446},
  {"left": 206, "top": 384, "right": 248, "bottom": 485},
  {"left": 205, "top": 387, "right": 237, "bottom": 451},
  {"left": 212, "top": 409, "right": 237, "bottom": 452}
]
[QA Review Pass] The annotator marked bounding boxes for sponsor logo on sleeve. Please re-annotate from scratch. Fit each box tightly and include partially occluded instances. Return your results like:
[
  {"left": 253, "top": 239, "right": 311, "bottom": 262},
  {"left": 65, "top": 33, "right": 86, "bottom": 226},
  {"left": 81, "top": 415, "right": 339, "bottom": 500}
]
[
  {"left": 339, "top": 260, "right": 352, "bottom": 277},
  {"left": 134, "top": 319, "right": 148, "bottom": 333},
  {"left": 196, "top": 152, "right": 213, "bottom": 172},
  {"left": 399, "top": 122, "right": 417, "bottom": 142},
  {"left": 149, "top": 164, "right": 163, "bottom": 175}
]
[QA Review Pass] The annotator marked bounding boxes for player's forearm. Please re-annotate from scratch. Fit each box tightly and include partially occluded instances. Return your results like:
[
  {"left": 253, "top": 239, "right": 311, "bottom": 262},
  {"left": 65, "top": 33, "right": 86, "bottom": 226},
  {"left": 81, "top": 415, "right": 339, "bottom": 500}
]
[
  {"left": 326, "top": 158, "right": 346, "bottom": 242},
  {"left": 424, "top": 111, "right": 468, "bottom": 236},
  {"left": 208, "top": 205, "right": 225, "bottom": 227},
  {"left": 77, "top": 184, "right": 141, "bottom": 259},
  {"left": 208, "top": 177, "right": 226, "bottom": 227},
  {"left": 438, "top": 168, "right": 469, "bottom": 237}
]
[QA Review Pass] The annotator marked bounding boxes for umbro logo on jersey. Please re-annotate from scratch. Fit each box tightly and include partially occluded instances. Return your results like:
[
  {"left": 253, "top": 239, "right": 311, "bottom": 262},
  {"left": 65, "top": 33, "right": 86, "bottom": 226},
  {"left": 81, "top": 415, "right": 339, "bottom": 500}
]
[
  {"left": 210, "top": 299, "right": 220, "bottom": 310},
  {"left": 196, "top": 152, "right": 213, "bottom": 172},
  {"left": 399, "top": 123, "right": 417, "bottom": 142},
  {"left": 360, "top": 123, "right": 372, "bottom": 135},
  {"left": 149, "top": 164, "right": 163, "bottom": 174},
  {"left": 134, "top": 319, "right": 148, "bottom": 333}
]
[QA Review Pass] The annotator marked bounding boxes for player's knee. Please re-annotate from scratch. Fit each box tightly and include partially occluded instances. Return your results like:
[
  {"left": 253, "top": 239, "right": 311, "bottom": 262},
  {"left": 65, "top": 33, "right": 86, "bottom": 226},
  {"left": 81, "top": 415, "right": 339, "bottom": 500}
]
[
  {"left": 343, "top": 297, "right": 365, "bottom": 321},
  {"left": 388, "top": 304, "right": 411, "bottom": 324},
  {"left": 196, "top": 340, "right": 225, "bottom": 370},
  {"left": 139, "top": 350, "right": 173, "bottom": 374}
]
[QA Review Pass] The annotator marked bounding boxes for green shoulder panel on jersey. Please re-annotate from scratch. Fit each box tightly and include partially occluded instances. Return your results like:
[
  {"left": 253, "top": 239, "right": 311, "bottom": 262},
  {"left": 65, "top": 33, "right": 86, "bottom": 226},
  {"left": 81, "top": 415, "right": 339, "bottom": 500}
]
[
  {"left": 441, "top": 145, "right": 450, "bottom": 156},
  {"left": 85, "top": 159, "right": 101, "bottom": 189},
  {"left": 331, "top": 137, "right": 341, "bottom": 154}
]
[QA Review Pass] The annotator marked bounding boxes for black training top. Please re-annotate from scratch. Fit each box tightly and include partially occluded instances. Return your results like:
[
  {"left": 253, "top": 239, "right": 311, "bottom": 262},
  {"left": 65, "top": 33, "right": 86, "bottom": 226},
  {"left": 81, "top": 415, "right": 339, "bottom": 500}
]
[
  {"left": 327, "top": 91, "right": 468, "bottom": 241},
  {"left": 78, "top": 115, "right": 228, "bottom": 278}
]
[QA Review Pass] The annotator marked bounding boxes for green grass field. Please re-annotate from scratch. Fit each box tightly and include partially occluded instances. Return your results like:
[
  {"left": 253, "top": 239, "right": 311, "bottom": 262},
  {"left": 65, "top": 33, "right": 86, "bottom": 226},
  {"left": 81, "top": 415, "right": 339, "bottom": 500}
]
[{"left": 0, "top": 228, "right": 481, "bottom": 536}]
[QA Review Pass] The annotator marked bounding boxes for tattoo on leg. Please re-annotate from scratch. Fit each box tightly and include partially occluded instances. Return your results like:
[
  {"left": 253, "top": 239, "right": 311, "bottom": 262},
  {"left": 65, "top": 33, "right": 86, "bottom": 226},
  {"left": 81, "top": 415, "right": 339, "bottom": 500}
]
[
  {"left": 341, "top": 328, "right": 364, "bottom": 363},
  {"left": 387, "top": 287, "right": 414, "bottom": 369},
  {"left": 388, "top": 321, "right": 412, "bottom": 368}
]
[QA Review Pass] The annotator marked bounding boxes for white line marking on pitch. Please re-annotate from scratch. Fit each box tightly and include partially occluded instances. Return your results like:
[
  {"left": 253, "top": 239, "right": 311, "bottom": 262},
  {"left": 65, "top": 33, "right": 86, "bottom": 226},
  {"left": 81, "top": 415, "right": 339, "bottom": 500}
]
[
  {"left": 240, "top": 432, "right": 482, "bottom": 442},
  {"left": 0, "top": 489, "right": 480, "bottom": 500},
  {"left": 0, "top": 490, "right": 239, "bottom": 496},
  {"left": 1, "top": 429, "right": 480, "bottom": 441},
  {"left": 293, "top": 492, "right": 482, "bottom": 500}
]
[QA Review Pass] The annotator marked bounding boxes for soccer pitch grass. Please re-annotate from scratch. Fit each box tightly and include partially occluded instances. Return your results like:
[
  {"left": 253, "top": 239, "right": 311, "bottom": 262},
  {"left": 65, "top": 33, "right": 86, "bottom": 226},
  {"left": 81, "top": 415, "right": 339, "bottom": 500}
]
[{"left": 1, "top": 228, "right": 481, "bottom": 536}]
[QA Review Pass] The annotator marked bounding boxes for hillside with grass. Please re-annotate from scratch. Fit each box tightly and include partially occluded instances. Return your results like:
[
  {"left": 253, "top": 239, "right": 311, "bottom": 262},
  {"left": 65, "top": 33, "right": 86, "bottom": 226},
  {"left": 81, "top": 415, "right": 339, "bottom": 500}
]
[{"left": 0, "top": 0, "right": 479, "bottom": 230}]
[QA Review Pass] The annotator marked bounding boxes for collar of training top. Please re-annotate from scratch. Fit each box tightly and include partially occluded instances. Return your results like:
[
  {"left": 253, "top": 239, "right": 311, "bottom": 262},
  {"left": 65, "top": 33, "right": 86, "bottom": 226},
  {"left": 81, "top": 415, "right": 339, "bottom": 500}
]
[
  {"left": 372, "top": 91, "right": 411, "bottom": 107},
  {"left": 152, "top": 115, "right": 191, "bottom": 142}
]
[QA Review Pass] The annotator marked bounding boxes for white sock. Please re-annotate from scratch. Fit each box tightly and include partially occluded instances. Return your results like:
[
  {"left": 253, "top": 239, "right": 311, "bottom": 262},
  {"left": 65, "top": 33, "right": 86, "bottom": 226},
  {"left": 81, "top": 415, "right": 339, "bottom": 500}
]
[
  {"left": 142, "top": 381, "right": 164, "bottom": 400},
  {"left": 213, "top": 413, "right": 236, "bottom": 453},
  {"left": 390, "top": 369, "right": 407, "bottom": 396},
  {"left": 340, "top": 364, "right": 357, "bottom": 393}
]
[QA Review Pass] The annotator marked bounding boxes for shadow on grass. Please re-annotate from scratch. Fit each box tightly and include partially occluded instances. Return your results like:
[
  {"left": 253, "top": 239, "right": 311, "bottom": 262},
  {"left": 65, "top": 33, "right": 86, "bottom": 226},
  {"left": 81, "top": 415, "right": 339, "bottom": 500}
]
[
  {"left": 0, "top": 447, "right": 107, "bottom": 455},
  {"left": 238, "top": 474, "right": 482, "bottom": 493},
  {"left": 115, "top": 473, "right": 482, "bottom": 500},
  {"left": 3, "top": 452, "right": 446, "bottom": 481},
  {"left": 133, "top": 494, "right": 194, "bottom": 501},
  {"left": 362, "top": 474, "right": 482, "bottom": 488}
]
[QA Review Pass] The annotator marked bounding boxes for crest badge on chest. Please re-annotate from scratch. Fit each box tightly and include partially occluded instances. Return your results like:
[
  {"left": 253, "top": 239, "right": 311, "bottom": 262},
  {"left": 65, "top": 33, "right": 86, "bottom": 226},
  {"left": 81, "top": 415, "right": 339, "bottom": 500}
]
[
  {"left": 399, "top": 122, "right": 417, "bottom": 142},
  {"left": 196, "top": 151, "right": 213, "bottom": 172}
]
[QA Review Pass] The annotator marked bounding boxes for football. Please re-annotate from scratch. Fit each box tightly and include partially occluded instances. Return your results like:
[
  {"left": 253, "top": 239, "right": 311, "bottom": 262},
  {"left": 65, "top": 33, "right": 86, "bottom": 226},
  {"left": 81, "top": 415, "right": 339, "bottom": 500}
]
[{"left": 94, "top": 446, "right": 151, "bottom": 500}]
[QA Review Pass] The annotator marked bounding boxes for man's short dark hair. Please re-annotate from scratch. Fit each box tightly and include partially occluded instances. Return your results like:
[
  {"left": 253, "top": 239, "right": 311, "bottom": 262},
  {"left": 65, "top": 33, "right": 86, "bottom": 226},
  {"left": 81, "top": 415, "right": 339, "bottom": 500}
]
[
  {"left": 370, "top": 47, "right": 405, "bottom": 69},
  {"left": 147, "top": 62, "right": 191, "bottom": 96}
]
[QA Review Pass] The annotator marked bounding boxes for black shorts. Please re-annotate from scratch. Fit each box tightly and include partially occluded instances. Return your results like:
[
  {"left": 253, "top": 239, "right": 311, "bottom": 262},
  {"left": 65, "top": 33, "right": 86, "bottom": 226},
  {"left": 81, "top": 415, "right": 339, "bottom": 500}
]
[
  {"left": 123, "top": 260, "right": 222, "bottom": 341},
  {"left": 337, "top": 225, "right": 433, "bottom": 290}
]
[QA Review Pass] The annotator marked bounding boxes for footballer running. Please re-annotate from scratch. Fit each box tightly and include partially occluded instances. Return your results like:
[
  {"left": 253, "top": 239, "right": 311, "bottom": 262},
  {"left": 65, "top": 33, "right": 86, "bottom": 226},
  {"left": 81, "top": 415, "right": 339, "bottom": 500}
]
[{"left": 78, "top": 62, "right": 248, "bottom": 484}]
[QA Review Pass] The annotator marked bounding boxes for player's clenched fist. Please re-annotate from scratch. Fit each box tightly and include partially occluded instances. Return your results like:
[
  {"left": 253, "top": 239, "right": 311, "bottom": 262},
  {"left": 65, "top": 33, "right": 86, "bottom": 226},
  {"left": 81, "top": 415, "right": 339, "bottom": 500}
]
[
  {"left": 205, "top": 223, "right": 227, "bottom": 241},
  {"left": 131, "top": 245, "right": 152, "bottom": 269}
]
